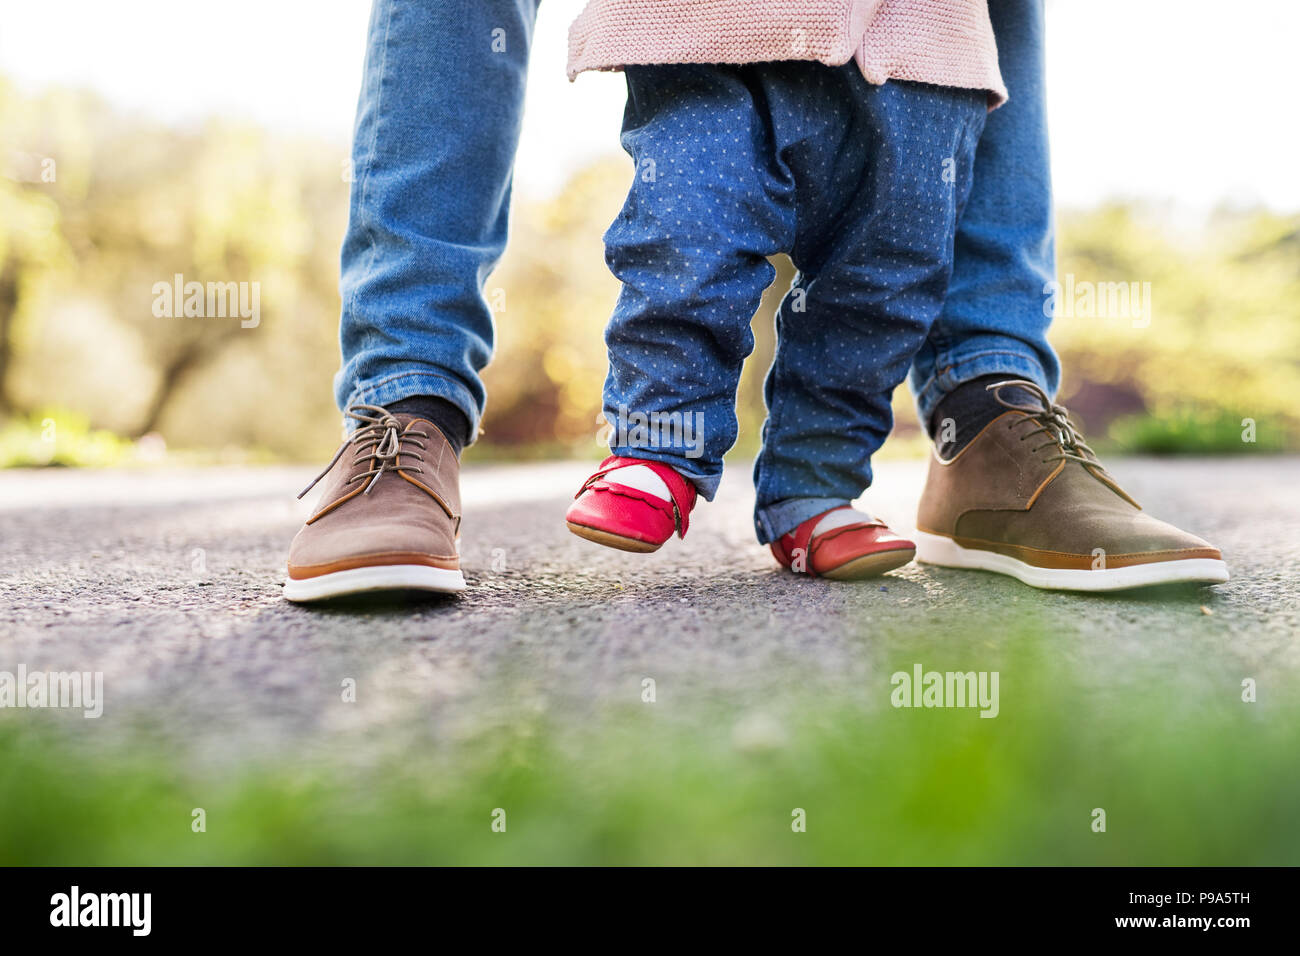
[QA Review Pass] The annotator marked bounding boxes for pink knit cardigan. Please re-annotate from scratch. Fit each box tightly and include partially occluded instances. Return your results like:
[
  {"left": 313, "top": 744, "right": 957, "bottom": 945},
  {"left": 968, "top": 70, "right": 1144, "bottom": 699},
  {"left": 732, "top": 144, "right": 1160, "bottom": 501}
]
[{"left": 567, "top": 0, "right": 1007, "bottom": 107}]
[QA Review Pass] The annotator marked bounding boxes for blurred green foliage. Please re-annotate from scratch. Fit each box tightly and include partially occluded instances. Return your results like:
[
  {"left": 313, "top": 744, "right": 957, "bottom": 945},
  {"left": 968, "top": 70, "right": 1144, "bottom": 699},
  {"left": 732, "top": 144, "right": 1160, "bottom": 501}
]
[
  {"left": 0, "top": 408, "right": 134, "bottom": 467},
  {"left": 1, "top": 78, "right": 348, "bottom": 463},
  {"left": 1108, "top": 409, "right": 1287, "bottom": 456},
  {"left": 2, "top": 78, "right": 1297, "bottom": 466},
  {"left": 3, "top": 631, "right": 1297, "bottom": 865},
  {"left": 1051, "top": 205, "right": 1300, "bottom": 453}
]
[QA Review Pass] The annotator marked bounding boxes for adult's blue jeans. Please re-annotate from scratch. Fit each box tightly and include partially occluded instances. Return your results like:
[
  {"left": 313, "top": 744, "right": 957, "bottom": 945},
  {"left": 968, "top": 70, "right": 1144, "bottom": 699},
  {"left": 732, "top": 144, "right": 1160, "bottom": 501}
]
[
  {"left": 335, "top": 0, "right": 543, "bottom": 433},
  {"left": 906, "top": 0, "right": 1059, "bottom": 426},
  {"left": 335, "top": 0, "right": 1058, "bottom": 531}
]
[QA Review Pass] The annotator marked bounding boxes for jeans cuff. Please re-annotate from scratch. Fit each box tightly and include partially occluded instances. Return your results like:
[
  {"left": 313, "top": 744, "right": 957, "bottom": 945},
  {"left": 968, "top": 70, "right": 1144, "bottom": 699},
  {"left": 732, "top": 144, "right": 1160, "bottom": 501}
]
[
  {"left": 342, "top": 370, "right": 481, "bottom": 440},
  {"left": 753, "top": 496, "right": 852, "bottom": 545},
  {"left": 912, "top": 348, "right": 1051, "bottom": 428}
]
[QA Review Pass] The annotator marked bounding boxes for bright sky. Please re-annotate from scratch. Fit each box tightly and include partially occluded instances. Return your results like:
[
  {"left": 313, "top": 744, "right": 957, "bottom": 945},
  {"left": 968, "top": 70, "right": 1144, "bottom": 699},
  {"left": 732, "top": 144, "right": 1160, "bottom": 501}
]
[{"left": 2, "top": 0, "right": 1297, "bottom": 210}]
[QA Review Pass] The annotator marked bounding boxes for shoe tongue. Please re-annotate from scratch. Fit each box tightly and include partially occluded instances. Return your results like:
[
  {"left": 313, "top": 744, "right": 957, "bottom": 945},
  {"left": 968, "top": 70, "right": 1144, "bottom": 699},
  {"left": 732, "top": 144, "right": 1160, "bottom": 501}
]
[{"left": 932, "top": 380, "right": 1045, "bottom": 458}]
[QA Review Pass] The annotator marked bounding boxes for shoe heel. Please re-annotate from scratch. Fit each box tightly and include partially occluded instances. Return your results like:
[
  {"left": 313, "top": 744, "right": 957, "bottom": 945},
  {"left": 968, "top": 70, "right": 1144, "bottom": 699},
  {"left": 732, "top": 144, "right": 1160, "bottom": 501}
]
[{"left": 914, "top": 530, "right": 967, "bottom": 568}]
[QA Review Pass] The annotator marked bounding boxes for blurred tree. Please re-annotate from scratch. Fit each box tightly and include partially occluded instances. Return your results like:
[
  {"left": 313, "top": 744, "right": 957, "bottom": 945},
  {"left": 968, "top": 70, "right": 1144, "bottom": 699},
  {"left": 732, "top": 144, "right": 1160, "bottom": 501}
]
[
  {"left": 1052, "top": 204, "right": 1300, "bottom": 448},
  {"left": 0, "top": 82, "right": 71, "bottom": 412},
  {"left": 1, "top": 79, "right": 347, "bottom": 458}
]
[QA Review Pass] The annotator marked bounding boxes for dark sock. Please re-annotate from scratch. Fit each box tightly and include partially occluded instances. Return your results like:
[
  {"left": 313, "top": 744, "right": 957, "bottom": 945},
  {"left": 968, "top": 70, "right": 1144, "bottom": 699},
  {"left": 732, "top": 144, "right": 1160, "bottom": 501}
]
[
  {"left": 385, "top": 395, "right": 470, "bottom": 456},
  {"left": 928, "top": 375, "right": 1039, "bottom": 458}
]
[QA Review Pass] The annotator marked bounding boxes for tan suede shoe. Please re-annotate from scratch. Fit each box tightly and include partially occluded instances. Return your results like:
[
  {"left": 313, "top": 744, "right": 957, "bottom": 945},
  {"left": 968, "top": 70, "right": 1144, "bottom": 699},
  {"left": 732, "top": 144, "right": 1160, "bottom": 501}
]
[
  {"left": 283, "top": 405, "right": 466, "bottom": 602},
  {"left": 915, "top": 381, "right": 1228, "bottom": 591}
]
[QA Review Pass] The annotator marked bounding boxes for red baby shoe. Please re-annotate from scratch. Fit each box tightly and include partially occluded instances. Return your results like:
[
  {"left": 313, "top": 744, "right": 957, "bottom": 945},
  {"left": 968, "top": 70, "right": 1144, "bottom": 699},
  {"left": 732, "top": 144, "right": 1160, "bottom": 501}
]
[
  {"left": 771, "top": 505, "right": 915, "bottom": 579},
  {"left": 566, "top": 456, "right": 698, "bottom": 553}
]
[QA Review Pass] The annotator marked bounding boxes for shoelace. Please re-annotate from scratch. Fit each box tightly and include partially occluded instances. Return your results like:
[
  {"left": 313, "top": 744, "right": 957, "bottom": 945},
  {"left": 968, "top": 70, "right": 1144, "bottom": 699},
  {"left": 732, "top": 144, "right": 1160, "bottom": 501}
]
[
  {"left": 297, "top": 404, "right": 430, "bottom": 499},
  {"left": 988, "top": 379, "right": 1101, "bottom": 467}
]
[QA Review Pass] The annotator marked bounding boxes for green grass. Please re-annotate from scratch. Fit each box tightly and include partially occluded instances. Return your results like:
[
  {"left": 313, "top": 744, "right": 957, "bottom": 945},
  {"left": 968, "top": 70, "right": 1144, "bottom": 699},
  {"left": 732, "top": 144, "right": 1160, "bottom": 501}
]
[
  {"left": 2, "top": 638, "right": 1296, "bottom": 865},
  {"left": 1105, "top": 410, "right": 1292, "bottom": 455},
  {"left": 0, "top": 408, "right": 135, "bottom": 468}
]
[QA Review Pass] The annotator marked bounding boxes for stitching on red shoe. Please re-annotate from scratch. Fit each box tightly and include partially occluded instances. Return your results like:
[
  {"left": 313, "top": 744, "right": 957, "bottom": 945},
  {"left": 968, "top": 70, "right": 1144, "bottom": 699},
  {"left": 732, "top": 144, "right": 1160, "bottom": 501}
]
[
  {"left": 814, "top": 521, "right": 885, "bottom": 548},
  {"left": 585, "top": 479, "right": 677, "bottom": 526}
]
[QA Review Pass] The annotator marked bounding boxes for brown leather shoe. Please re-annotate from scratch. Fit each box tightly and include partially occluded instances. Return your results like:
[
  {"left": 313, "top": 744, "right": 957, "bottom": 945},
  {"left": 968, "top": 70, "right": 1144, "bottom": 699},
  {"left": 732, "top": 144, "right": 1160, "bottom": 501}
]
[
  {"left": 283, "top": 404, "right": 466, "bottom": 601},
  {"left": 915, "top": 380, "right": 1228, "bottom": 591}
]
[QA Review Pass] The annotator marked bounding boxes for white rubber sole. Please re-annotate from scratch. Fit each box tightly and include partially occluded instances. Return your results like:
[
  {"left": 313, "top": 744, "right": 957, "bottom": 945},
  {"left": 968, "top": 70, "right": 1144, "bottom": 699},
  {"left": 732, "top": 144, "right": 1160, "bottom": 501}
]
[
  {"left": 282, "top": 564, "right": 467, "bottom": 602},
  {"left": 914, "top": 531, "right": 1229, "bottom": 592}
]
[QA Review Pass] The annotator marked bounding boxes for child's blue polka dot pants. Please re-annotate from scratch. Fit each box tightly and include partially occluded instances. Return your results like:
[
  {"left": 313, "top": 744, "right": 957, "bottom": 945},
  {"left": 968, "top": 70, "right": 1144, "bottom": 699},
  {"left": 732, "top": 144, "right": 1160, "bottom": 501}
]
[{"left": 601, "top": 61, "right": 987, "bottom": 542}]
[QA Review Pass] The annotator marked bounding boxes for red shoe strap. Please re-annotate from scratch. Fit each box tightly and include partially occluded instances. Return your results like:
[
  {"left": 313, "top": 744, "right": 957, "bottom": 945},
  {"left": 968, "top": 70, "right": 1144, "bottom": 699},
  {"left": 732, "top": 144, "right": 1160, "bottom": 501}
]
[
  {"left": 578, "top": 456, "right": 698, "bottom": 538},
  {"left": 781, "top": 515, "right": 820, "bottom": 577}
]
